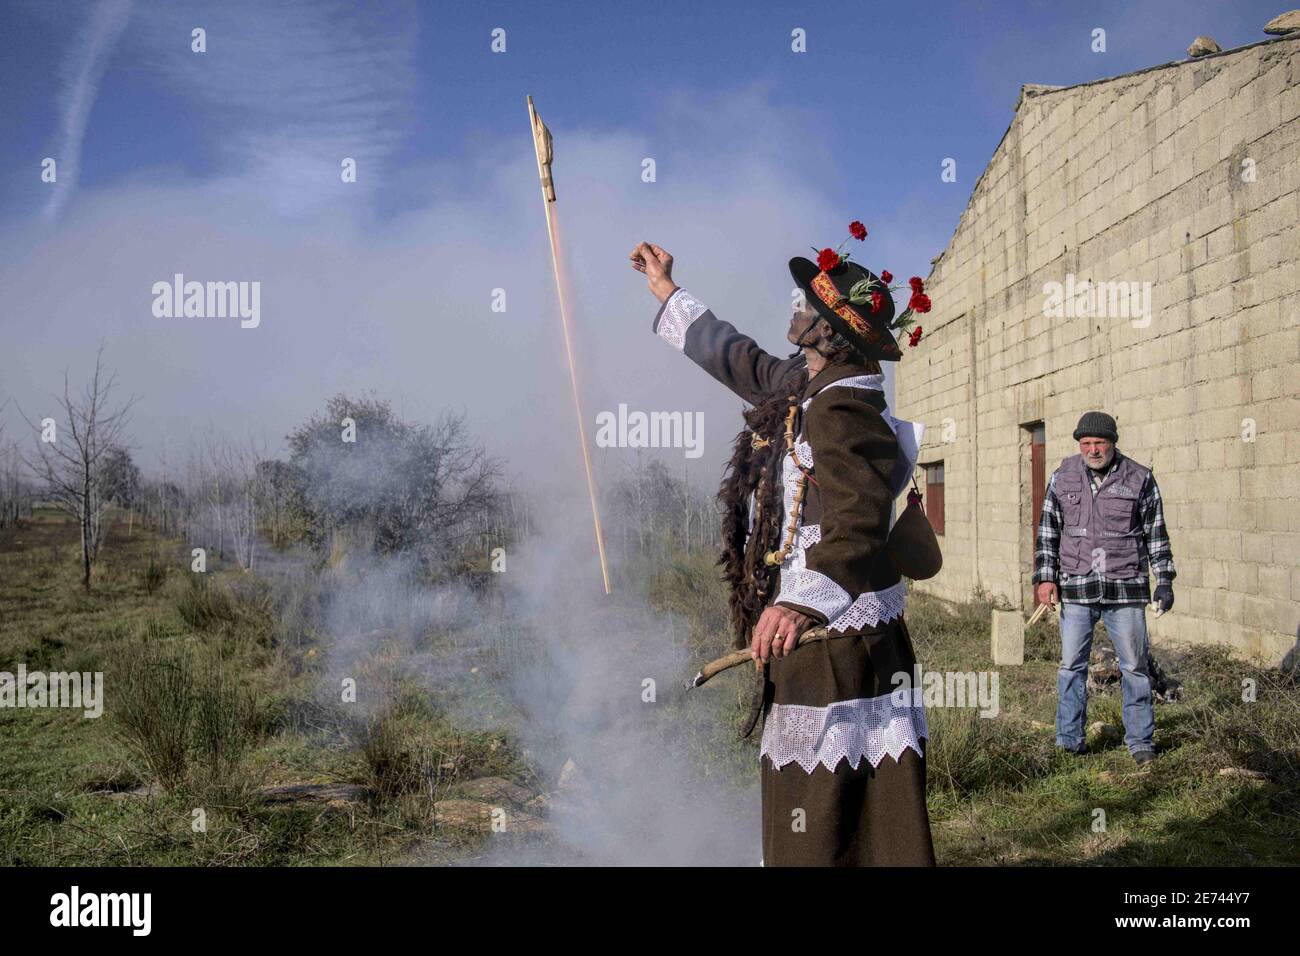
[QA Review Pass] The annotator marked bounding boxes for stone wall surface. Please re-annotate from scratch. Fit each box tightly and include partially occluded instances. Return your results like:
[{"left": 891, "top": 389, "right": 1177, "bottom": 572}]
[{"left": 894, "top": 37, "right": 1300, "bottom": 663}]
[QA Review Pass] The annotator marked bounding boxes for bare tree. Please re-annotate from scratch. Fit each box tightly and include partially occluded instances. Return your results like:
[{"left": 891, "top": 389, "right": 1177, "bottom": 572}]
[
  {"left": 607, "top": 453, "right": 720, "bottom": 567},
  {"left": 135, "top": 439, "right": 186, "bottom": 540},
  {"left": 0, "top": 402, "right": 31, "bottom": 530},
  {"left": 20, "top": 347, "right": 138, "bottom": 589},
  {"left": 223, "top": 435, "right": 265, "bottom": 571}
]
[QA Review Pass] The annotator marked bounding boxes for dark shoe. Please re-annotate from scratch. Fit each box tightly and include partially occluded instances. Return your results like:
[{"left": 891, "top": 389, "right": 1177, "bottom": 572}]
[
  {"left": 1058, "top": 742, "right": 1087, "bottom": 756},
  {"left": 1132, "top": 749, "right": 1157, "bottom": 766}
]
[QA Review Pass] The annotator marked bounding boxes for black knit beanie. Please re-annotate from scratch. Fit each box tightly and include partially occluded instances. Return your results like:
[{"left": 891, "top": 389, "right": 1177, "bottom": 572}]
[{"left": 1073, "top": 410, "right": 1118, "bottom": 442}]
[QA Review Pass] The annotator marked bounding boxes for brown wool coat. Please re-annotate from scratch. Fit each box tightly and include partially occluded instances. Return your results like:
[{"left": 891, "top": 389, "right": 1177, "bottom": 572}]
[
  {"left": 654, "top": 293, "right": 936, "bottom": 867},
  {"left": 773, "top": 369, "right": 906, "bottom": 627}
]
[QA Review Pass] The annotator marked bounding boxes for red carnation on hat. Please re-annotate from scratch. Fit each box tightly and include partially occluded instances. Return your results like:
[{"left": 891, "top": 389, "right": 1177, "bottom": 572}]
[
  {"left": 817, "top": 248, "right": 842, "bottom": 272},
  {"left": 805, "top": 218, "right": 937, "bottom": 357}
]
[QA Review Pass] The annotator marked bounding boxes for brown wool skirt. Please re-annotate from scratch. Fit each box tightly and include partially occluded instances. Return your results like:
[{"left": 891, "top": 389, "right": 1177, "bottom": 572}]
[{"left": 759, "top": 617, "right": 936, "bottom": 867}]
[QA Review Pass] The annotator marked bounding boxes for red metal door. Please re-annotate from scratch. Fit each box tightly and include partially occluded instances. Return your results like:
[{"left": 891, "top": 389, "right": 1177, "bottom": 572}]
[{"left": 1030, "top": 424, "right": 1045, "bottom": 604}]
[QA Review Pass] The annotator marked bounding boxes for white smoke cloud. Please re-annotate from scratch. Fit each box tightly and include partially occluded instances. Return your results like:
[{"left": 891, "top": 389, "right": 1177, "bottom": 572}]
[{"left": 1, "top": 84, "right": 935, "bottom": 496}]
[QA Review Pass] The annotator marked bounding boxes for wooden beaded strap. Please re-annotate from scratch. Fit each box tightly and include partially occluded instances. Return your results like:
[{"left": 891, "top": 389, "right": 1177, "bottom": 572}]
[{"left": 764, "top": 397, "right": 808, "bottom": 567}]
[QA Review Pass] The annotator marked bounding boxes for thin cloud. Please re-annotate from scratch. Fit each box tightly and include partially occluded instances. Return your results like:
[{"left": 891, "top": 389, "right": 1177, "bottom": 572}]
[
  {"left": 43, "top": 0, "right": 133, "bottom": 223},
  {"left": 132, "top": 0, "right": 418, "bottom": 216}
]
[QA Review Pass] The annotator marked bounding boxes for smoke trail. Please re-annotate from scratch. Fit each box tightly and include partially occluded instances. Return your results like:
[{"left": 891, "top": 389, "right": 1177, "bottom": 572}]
[{"left": 473, "top": 502, "right": 762, "bottom": 866}]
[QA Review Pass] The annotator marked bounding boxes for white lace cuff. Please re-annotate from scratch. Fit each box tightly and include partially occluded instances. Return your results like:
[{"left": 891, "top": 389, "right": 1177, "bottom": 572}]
[
  {"left": 761, "top": 688, "right": 928, "bottom": 773},
  {"left": 828, "top": 579, "right": 907, "bottom": 633},
  {"left": 654, "top": 288, "right": 706, "bottom": 350},
  {"left": 775, "top": 566, "right": 852, "bottom": 622}
]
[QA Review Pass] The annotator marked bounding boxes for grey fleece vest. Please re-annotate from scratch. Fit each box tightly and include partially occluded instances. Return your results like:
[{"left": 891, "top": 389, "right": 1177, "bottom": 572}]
[{"left": 1054, "top": 452, "right": 1150, "bottom": 578}]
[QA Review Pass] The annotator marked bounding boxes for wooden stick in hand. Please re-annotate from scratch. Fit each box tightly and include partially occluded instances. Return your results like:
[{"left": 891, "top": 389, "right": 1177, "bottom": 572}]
[
  {"left": 685, "top": 626, "right": 829, "bottom": 689},
  {"left": 1026, "top": 601, "right": 1055, "bottom": 629}
]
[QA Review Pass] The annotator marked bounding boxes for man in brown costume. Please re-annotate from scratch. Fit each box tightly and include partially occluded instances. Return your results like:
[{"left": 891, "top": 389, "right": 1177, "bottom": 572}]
[{"left": 630, "top": 231, "right": 936, "bottom": 866}]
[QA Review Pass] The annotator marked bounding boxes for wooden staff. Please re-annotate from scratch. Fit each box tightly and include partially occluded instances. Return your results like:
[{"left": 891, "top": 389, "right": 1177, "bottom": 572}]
[
  {"left": 685, "top": 626, "right": 831, "bottom": 689},
  {"left": 528, "top": 94, "right": 611, "bottom": 594}
]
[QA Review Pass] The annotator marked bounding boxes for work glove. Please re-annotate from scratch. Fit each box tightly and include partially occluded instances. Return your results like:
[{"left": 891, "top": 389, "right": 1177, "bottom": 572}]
[{"left": 1153, "top": 585, "right": 1174, "bottom": 613}]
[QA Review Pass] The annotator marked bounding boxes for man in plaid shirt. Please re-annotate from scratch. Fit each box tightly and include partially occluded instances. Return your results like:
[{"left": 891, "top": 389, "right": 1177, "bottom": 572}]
[{"left": 1033, "top": 411, "right": 1176, "bottom": 765}]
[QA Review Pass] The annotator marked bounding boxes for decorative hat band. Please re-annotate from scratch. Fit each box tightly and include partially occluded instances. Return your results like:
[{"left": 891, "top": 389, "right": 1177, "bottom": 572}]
[
  {"left": 806, "top": 218, "right": 932, "bottom": 352},
  {"left": 809, "top": 271, "right": 871, "bottom": 337}
]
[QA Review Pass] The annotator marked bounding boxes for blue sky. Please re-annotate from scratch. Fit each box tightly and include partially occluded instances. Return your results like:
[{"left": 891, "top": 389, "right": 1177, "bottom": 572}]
[
  {"left": 3, "top": 1, "right": 1282, "bottom": 224},
  {"left": 0, "top": 0, "right": 1284, "bottom": 487}
]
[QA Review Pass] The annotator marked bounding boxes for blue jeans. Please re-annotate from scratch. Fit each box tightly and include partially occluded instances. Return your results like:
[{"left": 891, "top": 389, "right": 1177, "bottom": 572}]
[{"left": 1057, "top": 602, "right": 1155, "bottom": 754}]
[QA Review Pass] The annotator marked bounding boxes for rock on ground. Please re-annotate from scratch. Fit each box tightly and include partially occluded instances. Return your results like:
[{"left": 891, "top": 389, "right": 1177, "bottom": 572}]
[
  {"left": 433, "top": 799, "right": 549, "bottom": 834},
  {"left": 258, "top": 782, "right": 368, "bottom": 804},
  {"left": 1088, "top": 721, "right": 1121, "bottom": 740}
]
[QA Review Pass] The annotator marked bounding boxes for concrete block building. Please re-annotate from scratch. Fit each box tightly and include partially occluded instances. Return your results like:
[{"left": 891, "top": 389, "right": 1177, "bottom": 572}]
[{"left": 894, "top": 32, "right": 1299, "bottom": 663}]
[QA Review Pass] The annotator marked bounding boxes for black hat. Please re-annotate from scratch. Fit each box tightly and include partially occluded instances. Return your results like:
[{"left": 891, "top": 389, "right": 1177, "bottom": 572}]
[
  {"left": 789, "top": 256, "right": 903, "bottom": 362},
  {"left": 1073, "top": 411, "right": 1118, "bottom": 442}
]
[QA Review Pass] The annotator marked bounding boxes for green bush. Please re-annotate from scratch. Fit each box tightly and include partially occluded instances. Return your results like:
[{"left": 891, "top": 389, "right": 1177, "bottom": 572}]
[
  {"left": 173, "top": 574, "right": 239, "bottom": 629},
  {"left": 192, "top": 656, "right": 261, "bottom": 786},
  {"left": 1023, "top": 616, "right": 1060, "bottom": 662},
  {"left": 111, "top": 643, "right": 194, "bottom": 792},
  {"left": 904, "top": 590, "right": 995, "bottom": 662},
  {"left": 110, "top": 641, "right": 263, "bottom": 795},
  {"left": 360, "top": 711, "right": 438, "bottom": 805},
  {"left": 643, "top": 546, "right": 732, "bottom": 656}
]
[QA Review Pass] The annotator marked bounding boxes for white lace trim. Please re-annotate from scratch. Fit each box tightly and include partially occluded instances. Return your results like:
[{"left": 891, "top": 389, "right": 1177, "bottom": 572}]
[
  {"left": 775, "top": 565, "right": 852, "bottom": 622},
  {"left": 800, "top": 374, "right": 884, "bottom": 409},
  {"left": 761, "top": 687, "right": 928, "bottom": 773},
  {"left": 779, "top": 453, "right": 802, "bottom": 543},
  {"left": 776, "top": 451, "right": 848, "bottom": 618},
  {"left": 777, "top": 574, "right": 908, "bottom": 632},
  {"left": 775, "top": 440, "right": 908, "bottom": 629},
  {"left": 827, "top": 579, "right": 908, "bottom": 633},
  {"left": 655, "top": 288, "right": 706, "bottom": 350}
]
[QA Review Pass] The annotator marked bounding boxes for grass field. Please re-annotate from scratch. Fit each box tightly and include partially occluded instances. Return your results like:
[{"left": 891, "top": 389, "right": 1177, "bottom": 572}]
[
  {"left": 0, "top": 508, "right": 534, "bottom": 866},
  {"left": 2, "top": 507, "right": 1297, "bottom": 865},
  {"left": 646, "top": 548, "right": 1300, "bottom": 865}
]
